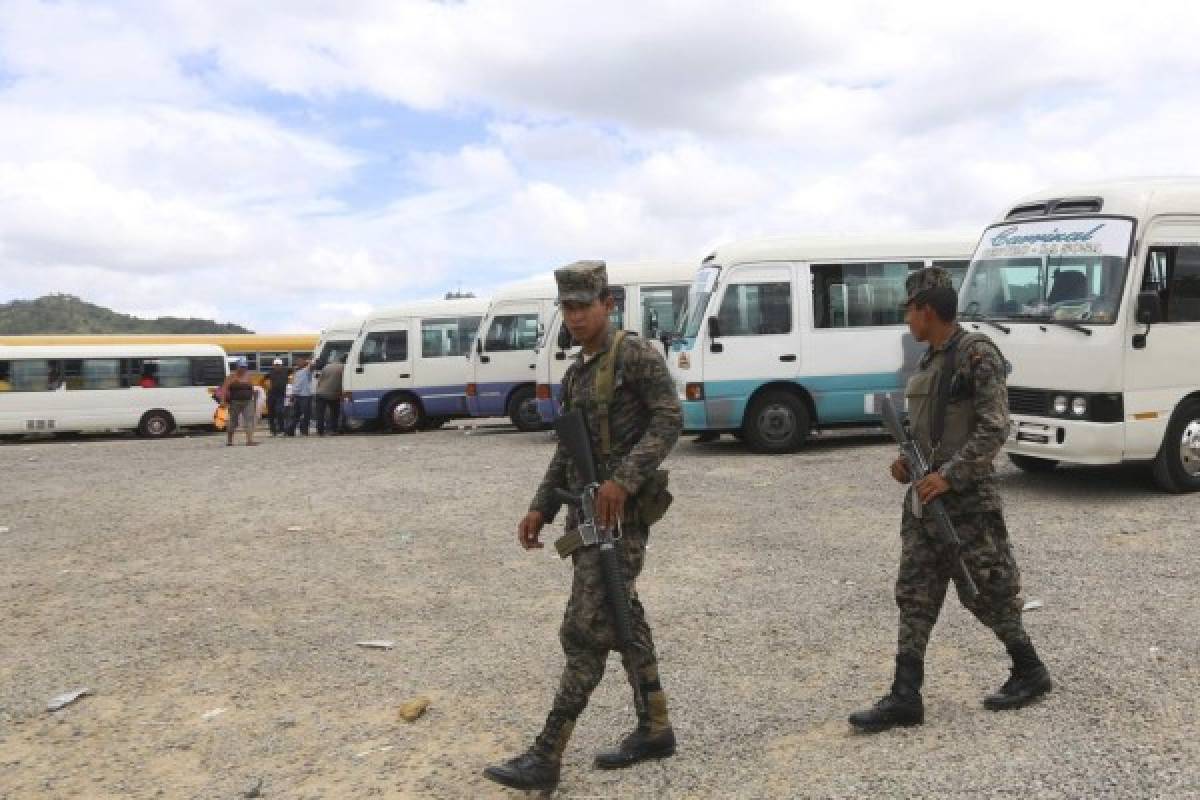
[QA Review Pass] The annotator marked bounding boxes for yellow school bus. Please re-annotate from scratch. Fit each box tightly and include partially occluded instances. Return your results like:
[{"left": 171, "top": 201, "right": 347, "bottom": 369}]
[{"left": 0, "top": 334, "right": 318, "bottom": 374}]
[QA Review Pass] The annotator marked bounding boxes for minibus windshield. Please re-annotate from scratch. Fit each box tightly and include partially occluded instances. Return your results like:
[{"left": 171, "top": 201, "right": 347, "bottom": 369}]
[
  {"left": 960, "top": 217, "right": 1133, "bottom": 325},
  {"left": 677, "top": 266, "right": 720, "bottom": 338}
]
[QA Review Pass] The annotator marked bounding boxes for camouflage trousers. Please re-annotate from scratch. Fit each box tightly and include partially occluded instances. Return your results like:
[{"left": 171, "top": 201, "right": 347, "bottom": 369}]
[
  {"left": 551, "top": 525, "right": 661, "bottom": 720},
  {"left": 895, "top": 505, "right": 1030, "bottom": 662}
]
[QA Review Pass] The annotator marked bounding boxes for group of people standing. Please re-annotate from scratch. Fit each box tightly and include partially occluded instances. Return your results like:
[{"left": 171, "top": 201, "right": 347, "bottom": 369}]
[{"left": 218, "top": 354, "right": 347, "bottom": 446}]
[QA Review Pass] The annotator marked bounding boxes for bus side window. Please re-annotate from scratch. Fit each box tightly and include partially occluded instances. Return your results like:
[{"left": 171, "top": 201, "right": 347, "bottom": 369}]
[
  {"left": 0, "top": 360, "right": 11, "bottom": 391},
  {"left": 1163, "top": 246, "right": 1200, "bottom": 322}
]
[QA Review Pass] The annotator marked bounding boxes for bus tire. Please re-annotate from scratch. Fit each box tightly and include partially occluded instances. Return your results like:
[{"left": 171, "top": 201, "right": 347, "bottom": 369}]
[
  {"left": 1152, "top": 398, "right": 1200, "bottom": 493},
  {"left": 138, "top": 411, "right": 175, "bottom": 439},
  {"left": 1008, "top": 453, "right": 1059, "bottom": 473},
  {"left": 508, "top": 386, "right": 544, "bottom": 432},
  {"left": 383, "top": 394, "right": 423, "bottom": 434},
  {"left": 744, "top": 390, "right": 809, "bottom": 454}
]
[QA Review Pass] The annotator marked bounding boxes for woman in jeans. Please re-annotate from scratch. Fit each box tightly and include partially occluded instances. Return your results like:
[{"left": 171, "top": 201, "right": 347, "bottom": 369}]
[{"left": 220, "top": 359, "right": 259, "bottom": 446}]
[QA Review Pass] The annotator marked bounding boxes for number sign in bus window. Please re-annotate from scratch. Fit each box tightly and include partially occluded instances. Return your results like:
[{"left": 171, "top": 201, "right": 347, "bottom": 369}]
[
  {"left": 485, "top": 314, "right": 540, "bottom": 352},
  {"left": 361, "top": 331, "right": 409, "bottom": 363},
  {"left": 716, "top": 283, "right": 792, "bottom": 336},
  {"left": 812, "top": 262, "right": 922, "bottom": 328},
  {"left": 421, "top": 317, "right": 480, "bottom": 358}
]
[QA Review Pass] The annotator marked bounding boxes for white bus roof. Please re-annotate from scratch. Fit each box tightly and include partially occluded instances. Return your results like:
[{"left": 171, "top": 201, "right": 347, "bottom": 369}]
[
  {"left": 490, "top": 273, "right": 559, "bottom": 302},
  {"left": 704, "top": 233, "right": 978, "bottom": 267},
  {"left": 602, "top": 260, "right": 696, "bottom": 284},
  {"left": 319, "top": 318, "right": 363, "bottom": 337},
  {"left": 0, "top": 344, "right": 228, "bottom": 359},
  {"left": 997, "top": 177, "right": 1200, "bottom": 223},
  {"left": 362, "top": 297, "right": 490, "bottom": 325}
]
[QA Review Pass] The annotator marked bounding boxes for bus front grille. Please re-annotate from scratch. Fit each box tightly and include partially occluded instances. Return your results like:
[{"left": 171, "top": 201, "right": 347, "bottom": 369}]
[{"left": 1007, "top": 388, "right": 1049, "bottom": 416}]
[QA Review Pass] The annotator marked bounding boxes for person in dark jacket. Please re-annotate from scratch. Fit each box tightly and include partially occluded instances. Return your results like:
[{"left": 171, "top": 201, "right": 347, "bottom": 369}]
[{"left": 266, "top": 358, "right": 290, "bottom": 437}]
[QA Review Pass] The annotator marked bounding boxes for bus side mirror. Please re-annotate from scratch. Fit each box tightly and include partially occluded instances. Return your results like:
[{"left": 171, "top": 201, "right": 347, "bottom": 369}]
[
  {"left": 556, "top": 326, "right": 573, "bottom": 351},
  {"left": 1136, "top": 291, "right": 1163, "bottom": 325},
  {"left": 475, "top": 337, "right": 484, "bottom": 355},
  {"left": 707, "top": 317, "right": 723, "bottom": 353}
]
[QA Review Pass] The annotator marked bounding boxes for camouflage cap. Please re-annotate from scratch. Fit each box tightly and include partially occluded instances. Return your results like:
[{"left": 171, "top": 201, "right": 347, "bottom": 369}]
[
  {"left": 903, "top": 266, "right": 955, "bottom": 306},
  {"left": 554, "top": 260, "right": 608, "bottom": 305}
]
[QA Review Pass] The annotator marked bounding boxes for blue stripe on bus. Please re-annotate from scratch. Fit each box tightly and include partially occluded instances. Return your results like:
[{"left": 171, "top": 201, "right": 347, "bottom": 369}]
[
  {"left": 346, "top": 385, "right": 470, "bottom": 421},
  {"left": 690, "top": 373, "right": 903, "bottom": 430},
  {"left": 467, "top": 380, "right": 534, "bottom": 417}
]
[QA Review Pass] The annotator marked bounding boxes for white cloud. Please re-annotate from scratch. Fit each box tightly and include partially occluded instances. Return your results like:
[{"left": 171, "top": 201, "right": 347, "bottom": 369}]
[{"left": 3, "top": 0, "right": 1200, "bottom": 330}]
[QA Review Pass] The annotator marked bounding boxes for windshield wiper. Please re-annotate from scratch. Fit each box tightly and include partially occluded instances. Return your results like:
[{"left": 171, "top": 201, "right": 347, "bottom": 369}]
[
  {"left": 1039, "top": 318, "right": 1092, "bottom": 336},
  {"left": 960, "top": 309, "right": 1011, "bottom": 334}
]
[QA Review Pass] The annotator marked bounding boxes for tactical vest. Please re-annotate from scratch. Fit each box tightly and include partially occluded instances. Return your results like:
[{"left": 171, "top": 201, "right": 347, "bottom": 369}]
[
  {"left": 562, "top": 330, "right": 672, "bottom": 526},
  {"left": 905, "top": 330, "right": 999, "bottom": 466}
]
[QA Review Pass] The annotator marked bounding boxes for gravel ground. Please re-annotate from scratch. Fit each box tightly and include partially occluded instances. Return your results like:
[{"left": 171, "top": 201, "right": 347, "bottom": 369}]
[{"left": 1, "top": 424, "right": 1198, "bottom": 799}]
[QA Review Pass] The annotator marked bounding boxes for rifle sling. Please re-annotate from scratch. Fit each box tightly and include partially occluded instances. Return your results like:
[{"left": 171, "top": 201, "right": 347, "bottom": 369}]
[{"left": 931, "top": 330, "right": 963, "bottom": 452}]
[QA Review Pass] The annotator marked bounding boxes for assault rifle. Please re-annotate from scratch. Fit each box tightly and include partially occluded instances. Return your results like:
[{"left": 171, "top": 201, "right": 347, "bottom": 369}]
[
  {"left": 880, "top": 394, "right": 979, "bottom": 599},
  {"left": 552, "top": 409, "right": 646, "bottom": 713}
]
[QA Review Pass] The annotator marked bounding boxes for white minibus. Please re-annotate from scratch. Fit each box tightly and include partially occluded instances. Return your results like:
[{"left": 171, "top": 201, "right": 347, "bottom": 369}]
[
  {"left": 465, "top": 275, "right": 559, "bottom": 431},
  {"left": 958, "top": 178, "right": 1200, "bottom": 492},
  {"left": 0, "top": 344, "right": 227, "bottom": 438},
  {"left": 669, "top": 234, "right": 975, "bottom": 453},
  {"left": 534, "top": 261, "right": 694, "bottom": 424},
  {"left": 341, "top": 298, "right": 488, "bottom": 433}
]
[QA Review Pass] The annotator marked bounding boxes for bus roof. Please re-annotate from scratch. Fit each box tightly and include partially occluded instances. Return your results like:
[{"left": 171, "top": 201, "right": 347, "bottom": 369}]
[
  {"left": 703, "top": 232, "right": 978, "bottom": 267},
  {"left": 0, "top": 334, "right": 317, "bottom": 350},
  {"left": 0, "top": 344, "right": 228, "bottom": 359},
  {"left": 492, "top": 261, "right": 694, "bottom": 305},
  {"left": 317, "top": 319, "right": 363, "bottom": 338},
  {"left": 362, "top": 297, "right": 490, "bottom": 325},
  {"left": 997, "top": 177, "right": 1200, "bottom": 223},
  {"left": 490, "top": 273, "right": 558, "bottom": 302}
]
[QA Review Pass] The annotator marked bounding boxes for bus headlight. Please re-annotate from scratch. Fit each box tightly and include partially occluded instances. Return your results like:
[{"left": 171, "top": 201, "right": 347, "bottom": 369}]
[
  {"left": 1071, "top": 396, "right": 1088, "bottom": 417},
  {"left": 1053, "top": 395, "right": 1069, "bottom": 415}
]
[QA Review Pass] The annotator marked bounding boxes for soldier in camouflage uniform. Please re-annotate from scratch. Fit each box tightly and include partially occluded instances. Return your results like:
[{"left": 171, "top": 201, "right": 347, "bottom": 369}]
[
  {"left": 484, "top": 261, "right": 682, "bottom": 791},
  {"left": 849, "top": 267, "right": 1053, "bottom": 733}
]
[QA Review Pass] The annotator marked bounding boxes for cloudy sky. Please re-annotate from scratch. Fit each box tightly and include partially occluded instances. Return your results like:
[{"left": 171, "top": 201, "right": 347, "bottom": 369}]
[{"left": 2, "top": 1, "right": 1199, "bottom": 332}]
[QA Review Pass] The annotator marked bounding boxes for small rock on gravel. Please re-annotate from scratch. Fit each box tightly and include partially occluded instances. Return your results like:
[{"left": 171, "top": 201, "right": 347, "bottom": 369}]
[
  {"left": 398, "top": 697, "right": 430, "bottom": 722},
  {"left": 46, "top": 688, "right": 91, "bottom": 712}
]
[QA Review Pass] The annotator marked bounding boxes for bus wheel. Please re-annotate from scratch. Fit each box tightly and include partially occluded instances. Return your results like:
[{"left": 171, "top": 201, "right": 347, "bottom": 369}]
[
  {"left": 744, "top": 390, "right": 809, "bottom": 454},
  {"left": 1152, "top": 398, "right": 1200, "bottom": 493},
  {"left": 509, "top": 386, "right": 544, "bottom": 433},
  {"left": 1008, "top": 453, "right": 1059, "bottom": 473},
  {"left": 383, "top": 395, "right": 423, "bottom": 434},
  {"left": 138, "top": 411, "right": 175, "bottom": 438}
]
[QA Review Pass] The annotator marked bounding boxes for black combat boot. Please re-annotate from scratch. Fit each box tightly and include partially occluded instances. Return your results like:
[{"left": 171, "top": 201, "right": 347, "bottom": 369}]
[
  {"left": 984, "top": 640, "right": 1053, "bottom": 711},
  {"left": 594, "top": 687, "right": 676, "bottom": 769},
  {"left": 483, "top": 711, "right": 575, "bottom": 790},
  {"left": 848, "top": 655, "right": 925, "bottom": 733}
]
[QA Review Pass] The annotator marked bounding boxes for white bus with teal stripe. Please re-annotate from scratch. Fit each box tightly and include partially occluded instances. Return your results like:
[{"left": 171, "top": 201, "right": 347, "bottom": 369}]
[{"left": 668, "top": 233, "right": 975, "bottom": 453}]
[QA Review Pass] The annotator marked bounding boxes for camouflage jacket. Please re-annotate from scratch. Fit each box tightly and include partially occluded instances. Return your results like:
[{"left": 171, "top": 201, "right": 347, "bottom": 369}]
[
  {"left": 530, "top": 328, "right": 682, "bottom": 522},
  {"left": 906, "top": 325, "right": 1008, "bottom": 514}
]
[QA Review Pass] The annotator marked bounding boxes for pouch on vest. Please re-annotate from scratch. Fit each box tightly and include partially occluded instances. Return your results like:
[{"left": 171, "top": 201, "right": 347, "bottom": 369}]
[{"left": 595, "top": 332, "right": 673, "bottom": 528}]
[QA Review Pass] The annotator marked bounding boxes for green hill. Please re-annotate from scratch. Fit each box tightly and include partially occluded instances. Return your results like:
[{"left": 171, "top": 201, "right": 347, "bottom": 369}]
[{"left": 0, "top": 294, "right": 253, "bottom": 335}]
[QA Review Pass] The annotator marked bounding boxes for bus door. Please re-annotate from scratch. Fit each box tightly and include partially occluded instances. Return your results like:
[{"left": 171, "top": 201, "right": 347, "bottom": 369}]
[
  {"left": 702, "top": 264, "right": 800, "bottom": 427},
  {"left": 352, "top": 321, "right": 413, "bottom": 420},
  {"left": 1125, "top": 218, "right": 1200, "bottom": 457},
  {"left": 475, "top": 301, "right": 543, "bottom": 415}
]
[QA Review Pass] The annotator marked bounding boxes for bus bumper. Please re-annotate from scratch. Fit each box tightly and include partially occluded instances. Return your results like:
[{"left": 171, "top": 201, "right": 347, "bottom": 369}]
[
  {"left": 1005, "top": 415, "right": 1125, "bottom": 465},
  {"left": 467, "top": 383, "right": 511, "bottom": 418}
]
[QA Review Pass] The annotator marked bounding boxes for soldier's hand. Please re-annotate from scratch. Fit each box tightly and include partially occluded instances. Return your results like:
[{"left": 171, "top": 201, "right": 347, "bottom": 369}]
[
  {"left": 518, "top": 511, "right": 545, "bottom": 550},
  {"left": 595, "top": 480, "right": 628, "bottom": 529},
  {"left": 915, "top": 472, "right": 951, "bottom": 503},
  {"left": 890, "top": 457, "right": 911, "bottom": 484}
]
